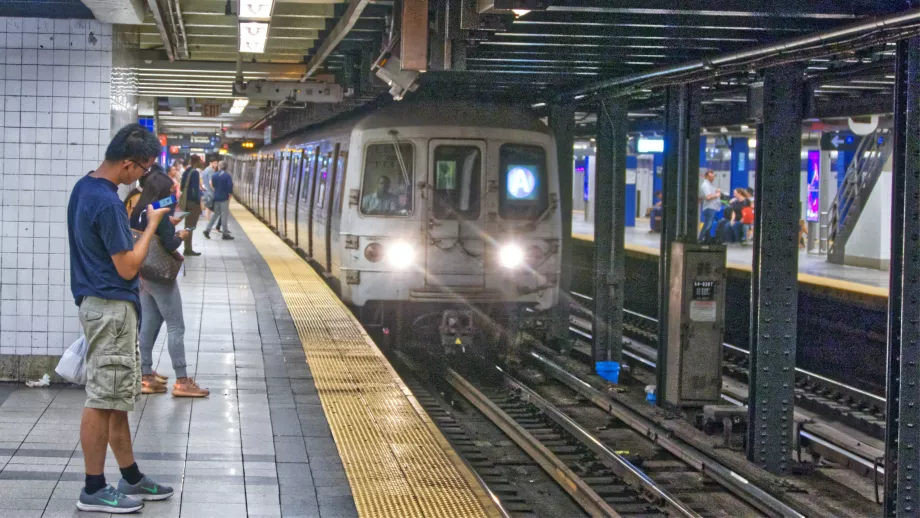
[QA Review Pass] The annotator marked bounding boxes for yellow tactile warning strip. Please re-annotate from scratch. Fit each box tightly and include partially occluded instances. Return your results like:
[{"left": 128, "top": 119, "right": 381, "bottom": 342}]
[{"left": 230, "top": 201, "right": 500, "bottom": 518}]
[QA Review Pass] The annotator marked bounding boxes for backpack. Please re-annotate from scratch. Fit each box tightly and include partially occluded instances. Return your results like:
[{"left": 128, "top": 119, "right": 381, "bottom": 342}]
[{"left": 741, "top": 206, "right": 754, "bottom": 225}]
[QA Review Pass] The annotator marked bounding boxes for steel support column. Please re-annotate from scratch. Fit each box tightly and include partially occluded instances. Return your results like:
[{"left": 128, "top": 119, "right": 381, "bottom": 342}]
[
  {"left": 550, "top": 104, "right": 575, "bottom": 352},
  {"left": 656, "top": 84, "right": 701, "bottom": 401},
  {"left": 885, "top": 36, "right": 920, "bottom": 517},
  {"left": 746, "top": 64, "right": 805, "bottom": 474},
  {"left": 592, "top": 97, "right": 629, "bottom": 367}
]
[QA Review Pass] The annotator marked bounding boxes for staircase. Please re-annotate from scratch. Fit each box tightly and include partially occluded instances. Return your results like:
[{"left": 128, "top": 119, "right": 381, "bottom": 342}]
[{"left": 827, "top": 128, "right": 893, "bottom": 265}]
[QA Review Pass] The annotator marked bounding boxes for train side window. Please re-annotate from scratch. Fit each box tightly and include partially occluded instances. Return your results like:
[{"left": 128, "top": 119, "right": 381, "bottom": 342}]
[
  {"left": 360, "top": 142, "right": 413, "bottom": 216},
  {"left": 432, "top": 145, "right": 481, "bottom": 220},
  {"left": 499, "top": 144, "right": 548, "bottom": 220},
  {"left": 317, "top": 154, "right": 330, "bottom": 210},
  {"left": 332, "top": 149, "right": 348, "bottom": 217}
]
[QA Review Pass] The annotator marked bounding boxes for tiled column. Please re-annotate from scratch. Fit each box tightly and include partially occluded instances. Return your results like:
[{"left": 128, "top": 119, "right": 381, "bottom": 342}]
[{"left": 0, "top": 16, "right": 119, "bottom": 379}]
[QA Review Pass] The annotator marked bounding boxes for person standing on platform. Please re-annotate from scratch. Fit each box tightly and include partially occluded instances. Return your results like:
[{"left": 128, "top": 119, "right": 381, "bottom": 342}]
[
  {"left": 179, "top": 155, "right": 203, "bottom": 256},
  {"left": 68, "top": 124, "right": 175, "bottom": 513},
  {"left": 698, "top": 169, "right": 722, "bottom": 242},
  {"left": 201, "top": 157, "right": 218, "bottom": 222},
  {"left": 204, "top": 161, "right": 234, "bottom": 240}
]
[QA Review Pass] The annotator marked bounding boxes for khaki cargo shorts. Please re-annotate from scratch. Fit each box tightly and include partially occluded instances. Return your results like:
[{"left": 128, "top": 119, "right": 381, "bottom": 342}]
[{"left": 79, "top": 297, "right": 142, "bottom": 412}]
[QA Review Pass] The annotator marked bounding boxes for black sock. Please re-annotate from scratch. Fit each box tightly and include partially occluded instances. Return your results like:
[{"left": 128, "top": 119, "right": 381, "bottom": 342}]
[
  {"left": 120, "top": 463, "right": 144, "bottom": 485},
  {"left": 85, "top": 474, "right": 106, "bottom": 494}
]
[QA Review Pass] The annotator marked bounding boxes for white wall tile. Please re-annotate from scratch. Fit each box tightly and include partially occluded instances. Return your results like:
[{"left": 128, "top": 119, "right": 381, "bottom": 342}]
[{"left": 0, "top": 16, "right": 122, "bottom": 357}]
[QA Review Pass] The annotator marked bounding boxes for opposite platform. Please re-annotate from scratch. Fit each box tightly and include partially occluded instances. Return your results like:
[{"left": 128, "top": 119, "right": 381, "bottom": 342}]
[{"left": 572, "top": 214, "right": 889, "bottom": 296}]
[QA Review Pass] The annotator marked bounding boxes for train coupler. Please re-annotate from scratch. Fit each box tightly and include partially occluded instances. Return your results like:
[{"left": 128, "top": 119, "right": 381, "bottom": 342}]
[{"left": 440, "top": 310, "right": 475, "bottom": 354}]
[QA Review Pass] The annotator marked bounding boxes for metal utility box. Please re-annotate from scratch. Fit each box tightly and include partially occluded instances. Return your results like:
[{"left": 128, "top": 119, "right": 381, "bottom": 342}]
[{"left": 665, "top": 242, "right": 727, "bottom": 407}]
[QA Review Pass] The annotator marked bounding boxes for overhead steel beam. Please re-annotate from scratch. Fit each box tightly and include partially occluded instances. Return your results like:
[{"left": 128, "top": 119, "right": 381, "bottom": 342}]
[
  {"left": 145, "top": 0, "right": 176, "bottom": 61},
  {"left": 884, "top": 36, "right": 920, "bottom": 518},
  {"left": 301, "top": 0, "right": 373, "bottom": 80},
  {"left": 517, "top": 11, "right": 844, "bottom": 32},
  {"left": 559, "top": 7, "right": 920, "bottom": 100},
  {"left": 746, "top": 63, "right": 805, "bottom": 475},
  {"left": 592, "top": 95, "right": 629, "bottom": 369},
  {"left": 82, "top": 0, "right": 145, "bottom": 24},
  {"left": 545, "top": 0, "right": 894, "bottom": 18},
  {"left": 497, "top": 24, "right": 762, "bottom": 44}
]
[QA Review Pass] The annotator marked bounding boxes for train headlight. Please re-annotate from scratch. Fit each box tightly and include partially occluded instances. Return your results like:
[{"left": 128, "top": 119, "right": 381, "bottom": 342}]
[
  {"left": 387, "top": 240, "right": 415, "bottom": 269},
  {"left": 498, "top": 244, "right": 525, "bottom": 269},
  {"left": 364, "top": 243, "right": 384, "bottom": 263}
]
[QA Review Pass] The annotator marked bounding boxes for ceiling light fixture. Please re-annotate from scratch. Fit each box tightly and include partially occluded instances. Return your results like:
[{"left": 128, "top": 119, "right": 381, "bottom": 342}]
[
  {"left": 239, "top": 22, "right": 269, "bottom": 53},
  {"left": 238, "top": 0, "right": 273, "bottom": 21},
  {"left": 229, "top": 98, "right": 250, "bottom": 114}
]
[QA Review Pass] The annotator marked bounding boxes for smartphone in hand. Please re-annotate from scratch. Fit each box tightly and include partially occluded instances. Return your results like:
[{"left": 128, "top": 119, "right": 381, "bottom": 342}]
[{"left": 151, "top": 195, "right": 178, "bottom": 210}]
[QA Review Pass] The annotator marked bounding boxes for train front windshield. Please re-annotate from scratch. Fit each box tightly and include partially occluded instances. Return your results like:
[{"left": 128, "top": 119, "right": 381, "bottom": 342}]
[
  {"left": 361, "top": 143, "right": 414, "bottom": 216},
  {"left": 433, "top": 145, "right": 481, "bottom": 220},
  {"left": 499, "top": 144, "right": 548, "bottom": 219}
]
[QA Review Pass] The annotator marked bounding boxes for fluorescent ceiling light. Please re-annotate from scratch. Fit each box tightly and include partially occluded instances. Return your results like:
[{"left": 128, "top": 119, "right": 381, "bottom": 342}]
[
  {"left": 240, "top": 22, "right": 269, "bottom": 53},
  {"left": 229, "top": 98, "right": 250, "bottom": 114},
  {"left": 238, "top": 0, "right": 274, "bottom": 21}
]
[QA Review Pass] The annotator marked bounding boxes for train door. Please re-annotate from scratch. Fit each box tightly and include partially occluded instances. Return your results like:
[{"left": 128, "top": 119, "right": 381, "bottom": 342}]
[
  {"left": 303, "top": 148, "right": 320, "bottom": 257},
  {"left": 325, "top": 143, "right": 345, "bottom": 274},
  {"left": 276, "top": 152, "right": 290, "bottom": 233},
  {"left": 286, "top": 151, "right": 303, "bottom": 244},
  {"left": 268, "top": 154, "right": 280, "bottom": 227},
  {"left": 312, "top": 149, "right": 332, "bottom": 270},
  {"left": 425, "top": 139, "right": 487, "bottom": 287},
  {"left": 260, "top": 156, "right": 272, "bottom": 221}
]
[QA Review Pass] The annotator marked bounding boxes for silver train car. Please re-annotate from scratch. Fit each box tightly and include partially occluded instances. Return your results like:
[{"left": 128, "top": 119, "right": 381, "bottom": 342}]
[{"left": 228, "top": 100, "right": 562, "bottom": 355}]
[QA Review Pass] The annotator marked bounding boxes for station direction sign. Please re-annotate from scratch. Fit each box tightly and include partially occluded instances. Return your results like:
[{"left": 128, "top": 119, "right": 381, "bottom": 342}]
[
  {"left": 820, "top": 131, "right": 862, "bottom": 152},
  {"left": 165, "top": 134, "right": 221, "bottom": 148}
]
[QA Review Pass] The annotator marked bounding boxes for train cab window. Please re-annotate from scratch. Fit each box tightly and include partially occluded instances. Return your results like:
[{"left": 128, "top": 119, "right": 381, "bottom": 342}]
[
  {"left": 432, "top": 145, "right": 481, "bottom": 220},
  {"left": 499, "top": 144, "right": 548, "bottom": 220},
  {"left": 360, "top": 142, "right": 413, "bottom": 216}
]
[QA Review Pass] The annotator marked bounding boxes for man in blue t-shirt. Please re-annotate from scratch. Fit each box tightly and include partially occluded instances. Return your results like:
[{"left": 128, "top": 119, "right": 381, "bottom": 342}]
[
  {"left": 203, "top": 161, "right": 235, "bottom": 240},
  {"left": 67, "top": 124, "right": 175, "bottom": 513}
]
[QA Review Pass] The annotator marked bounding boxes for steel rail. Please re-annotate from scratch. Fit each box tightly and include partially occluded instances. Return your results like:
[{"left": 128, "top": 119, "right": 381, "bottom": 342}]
[
  {"left": 560, "top": 8, "right": 920, "bottom": 100},
  {"left": 568, "top": 290, "right": 886, "bottom": 405},
  {"left": 500, "top": 368, "right": 702, "bottom": 518},
  {"left": 444, "top": 368, "right": 621, "bottom": 518},
  {"left": 566, "top": 308, "right": 889, "bottom": 478},
  {"left": 528, "top": 351, "right": 806, "bottom": 518}
]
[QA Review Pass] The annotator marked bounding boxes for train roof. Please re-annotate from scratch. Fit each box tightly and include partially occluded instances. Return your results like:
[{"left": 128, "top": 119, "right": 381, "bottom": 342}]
[
  {"left": 258, "top": 100, "right": 551, "bottom": 154},
  {"left": 353, "top": 100, "right": 552, "bottom": 135}
]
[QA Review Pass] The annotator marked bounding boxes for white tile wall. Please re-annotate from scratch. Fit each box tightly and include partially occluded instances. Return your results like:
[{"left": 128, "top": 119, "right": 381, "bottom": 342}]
[{"left": 0, "top": 17, "right": 118, "bottom": 357}]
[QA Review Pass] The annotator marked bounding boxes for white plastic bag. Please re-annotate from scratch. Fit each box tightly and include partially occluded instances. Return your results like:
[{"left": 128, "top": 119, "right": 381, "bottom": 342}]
[{"left": 55, "top": 336, "right": 88, "bottom": 385}]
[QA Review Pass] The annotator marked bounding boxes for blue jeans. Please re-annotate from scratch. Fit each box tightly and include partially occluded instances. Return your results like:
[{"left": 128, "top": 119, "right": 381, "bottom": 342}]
[
  {"left": 731, "top": 221, "right": 745, "bottom": 243},
  {"left": 698, "top": 209, "right": 717, "bottom": 242}
]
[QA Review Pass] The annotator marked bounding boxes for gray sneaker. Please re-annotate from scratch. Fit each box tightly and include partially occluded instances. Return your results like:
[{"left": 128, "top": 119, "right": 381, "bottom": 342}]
[
  {"left": 117, "top": 475, "right": 175, "bottom": 501},
  {"left": 76, "top": 484, "right": 143, "bottom": 513}
]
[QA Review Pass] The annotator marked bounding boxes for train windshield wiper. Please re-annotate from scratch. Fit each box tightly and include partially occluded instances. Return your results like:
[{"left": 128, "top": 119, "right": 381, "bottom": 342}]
[{"left": 388, "top": 130, "right": 412, "bottom": 189}]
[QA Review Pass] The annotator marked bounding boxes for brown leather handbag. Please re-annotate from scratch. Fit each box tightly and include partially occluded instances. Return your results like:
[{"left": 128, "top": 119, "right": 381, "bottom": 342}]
[{"left": 130, "top": 230, "right": 184, "bottom": 282}]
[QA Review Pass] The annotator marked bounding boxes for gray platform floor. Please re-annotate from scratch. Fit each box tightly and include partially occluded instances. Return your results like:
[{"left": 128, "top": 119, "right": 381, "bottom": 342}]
[
  {"left": 573, "top": 215, "right": 889, "bottom": 289},
  {"left": 0, "top": 216, "right": 356, "bottom": 518}
]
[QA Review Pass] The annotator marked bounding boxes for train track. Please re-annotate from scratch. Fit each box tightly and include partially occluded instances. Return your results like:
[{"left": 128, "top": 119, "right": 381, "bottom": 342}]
[
  {"left": 564, "top": 291, "right": 887, "bottom": 485},
  {"left": 436, "top": 363, "right": 803, "bottom": 517}
]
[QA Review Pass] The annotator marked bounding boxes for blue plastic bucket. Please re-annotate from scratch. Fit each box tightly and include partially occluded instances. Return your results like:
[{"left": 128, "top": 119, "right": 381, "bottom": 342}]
[{"left": 595, "top": 361, "right": 620, "bottom": 384}]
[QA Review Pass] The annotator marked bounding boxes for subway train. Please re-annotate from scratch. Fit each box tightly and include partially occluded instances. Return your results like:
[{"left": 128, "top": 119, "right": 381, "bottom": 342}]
[{"left": 228, "top": 101, "right": 562, "bottom": 356}]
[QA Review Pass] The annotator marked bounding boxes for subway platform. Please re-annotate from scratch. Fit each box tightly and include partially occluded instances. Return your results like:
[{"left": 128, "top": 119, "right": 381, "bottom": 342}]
[{"left": 0, "top": 204, "right": 497, "bottom": 518}]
